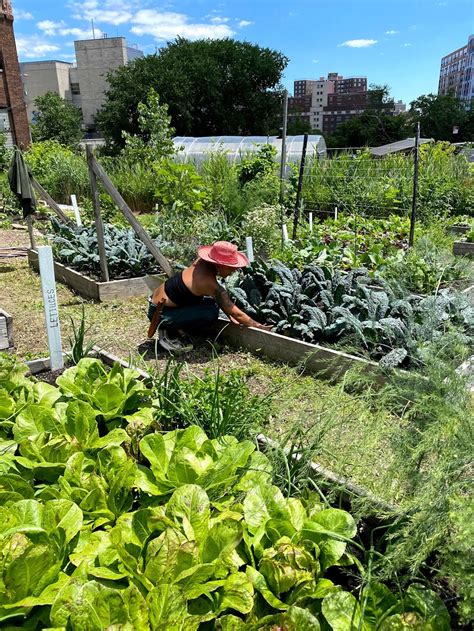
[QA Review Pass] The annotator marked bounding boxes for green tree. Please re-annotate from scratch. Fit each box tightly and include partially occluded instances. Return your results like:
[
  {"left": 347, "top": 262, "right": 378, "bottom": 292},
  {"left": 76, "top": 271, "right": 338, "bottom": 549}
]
[
  {"left": 121, "top": 87, "right": 175, "bottom": 164},
  {"left": 31, "top": 92, "right": 83, "bottom": 146},
  {"left": 408, "top": 93, "right": 474, "bottom": 141},
  {"left": 95, "top": 37, "right": 288, "bottom": 153},
  {"left": 326, "top": 85, "right": 408, "bottom": 148},
  {"left": 286, "top": 114, "right": 313, "bottom": 135}
]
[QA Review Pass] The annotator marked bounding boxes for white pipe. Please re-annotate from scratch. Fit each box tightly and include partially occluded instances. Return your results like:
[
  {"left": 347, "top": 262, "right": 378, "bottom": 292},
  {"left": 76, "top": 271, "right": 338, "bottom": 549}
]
[
  {"left": 282, "top": 224, "right": 289, "bottom": 242},
  {"left": 245, "top": 236, "right": 254, "bottom": 263},
  {"left": 38, "top": 246, "right": 63, "bottom": 371},
  {"left": 309, "top": 212, "right": 313, "bottom": 233},
  {"left": 71, "top": 194, "right": 82, "bottom": 226}
]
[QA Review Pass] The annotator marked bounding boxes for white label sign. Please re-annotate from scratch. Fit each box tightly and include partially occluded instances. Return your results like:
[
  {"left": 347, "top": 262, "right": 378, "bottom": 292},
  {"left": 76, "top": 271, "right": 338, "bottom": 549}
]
[{"left": 38, "top": 246, "right": 63, "bottom": 370}]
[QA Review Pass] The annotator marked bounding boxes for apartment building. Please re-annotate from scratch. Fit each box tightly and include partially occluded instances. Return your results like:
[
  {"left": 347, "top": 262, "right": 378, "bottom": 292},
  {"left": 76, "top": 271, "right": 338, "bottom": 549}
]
[
  {"left": 288, "top": 73, "right": 367, "bottom": 134},
  {"left": 438, "top": 34, "right": 474, "bottom": 105},
  {"left": 20, "top": 36, "right": 143, "bottom": 130}
]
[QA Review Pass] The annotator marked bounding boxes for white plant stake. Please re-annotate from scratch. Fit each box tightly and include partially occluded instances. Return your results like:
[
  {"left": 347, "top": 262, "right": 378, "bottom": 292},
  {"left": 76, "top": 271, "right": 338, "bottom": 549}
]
[
  {"left": 38, "top": 246, "right": 64, "bottom": 371},
  {"left": 71, "top": 194, "right": 82, "bottom": 226},
  {"left": 282, "top": 224, "right": 289, "bottom": 242},
  {"left": 335, "top": 206, "right": 338, "bottom": 221},
  {"left": 309, "top": 212, "right": 313, "bottom": 232},
  {"left": 245, "top": 236, "right": 254, "bottom": 263}
]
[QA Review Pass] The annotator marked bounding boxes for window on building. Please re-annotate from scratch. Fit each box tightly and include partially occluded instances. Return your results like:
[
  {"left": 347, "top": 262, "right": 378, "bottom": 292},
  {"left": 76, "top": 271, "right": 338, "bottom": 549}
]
[{"left": 71, "top": 83, "right": 80, "bottom": 95}]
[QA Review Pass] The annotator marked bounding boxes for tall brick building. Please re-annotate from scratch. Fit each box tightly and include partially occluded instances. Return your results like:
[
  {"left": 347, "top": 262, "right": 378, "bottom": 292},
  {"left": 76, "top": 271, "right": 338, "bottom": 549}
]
[{"left": 0, "top": 0, "right": 30, "bottom": 147}]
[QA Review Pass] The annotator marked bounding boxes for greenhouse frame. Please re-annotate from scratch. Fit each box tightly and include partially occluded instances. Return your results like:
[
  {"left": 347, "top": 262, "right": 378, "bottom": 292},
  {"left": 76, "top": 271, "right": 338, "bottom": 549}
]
[{"left": 173, "top": 135, "right": 327, "bottom": 164}]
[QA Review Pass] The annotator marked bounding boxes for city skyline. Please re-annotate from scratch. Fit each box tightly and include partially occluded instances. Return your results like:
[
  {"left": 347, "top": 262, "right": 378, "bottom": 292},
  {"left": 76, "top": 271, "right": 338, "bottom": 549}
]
[{"left": 10, "top": 0, "right": 474, "bottom": 106}]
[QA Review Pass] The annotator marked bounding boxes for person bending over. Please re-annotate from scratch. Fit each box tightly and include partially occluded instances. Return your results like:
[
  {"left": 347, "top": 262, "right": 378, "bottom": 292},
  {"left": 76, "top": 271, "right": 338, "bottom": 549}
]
[{"left": 147, "top": 241, "right": 271, "bottom": 352}]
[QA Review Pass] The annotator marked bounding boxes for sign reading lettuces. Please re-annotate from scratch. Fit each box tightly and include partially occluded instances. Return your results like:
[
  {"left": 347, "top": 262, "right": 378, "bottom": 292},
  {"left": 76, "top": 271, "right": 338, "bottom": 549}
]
[
  {"left": 227, "top": 260, "right": 474, "bottom": 369},
  {"left": 48, "top": 219, "right": 168, "bottom": 281},
  {"left": 0, "top": 356, "right": 451, "bottom": 629}
]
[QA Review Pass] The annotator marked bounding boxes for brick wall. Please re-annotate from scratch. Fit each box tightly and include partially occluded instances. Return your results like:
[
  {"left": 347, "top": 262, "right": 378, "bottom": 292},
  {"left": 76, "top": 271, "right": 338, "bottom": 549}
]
[{"left": 0, "top": 12, "right": 30, "bottom": 147}]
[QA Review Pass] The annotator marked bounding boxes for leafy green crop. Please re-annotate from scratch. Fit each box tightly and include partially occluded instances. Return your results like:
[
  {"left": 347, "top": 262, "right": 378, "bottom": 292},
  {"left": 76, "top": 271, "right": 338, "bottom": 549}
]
[
  {"left": 49, "top": 219, "right": 168, "bottom": 280},
  {"left": 0, "top": 356, "right": 452, "bottom": 629},
  {"left": 228, "top": 260, "right": 473, "bottom": 368}
]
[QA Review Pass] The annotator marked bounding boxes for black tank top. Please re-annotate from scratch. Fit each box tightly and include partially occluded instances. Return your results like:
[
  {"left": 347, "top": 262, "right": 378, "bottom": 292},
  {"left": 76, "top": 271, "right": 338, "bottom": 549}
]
[{"left": 164, "top": 272, "right": 204, "bottom": 307}]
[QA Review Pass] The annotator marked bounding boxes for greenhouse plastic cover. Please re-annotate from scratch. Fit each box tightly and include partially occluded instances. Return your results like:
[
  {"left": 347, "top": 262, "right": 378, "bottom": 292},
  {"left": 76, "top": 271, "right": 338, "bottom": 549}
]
[{"left": 173, "top": 135, "right": 327, "bottom": 164}]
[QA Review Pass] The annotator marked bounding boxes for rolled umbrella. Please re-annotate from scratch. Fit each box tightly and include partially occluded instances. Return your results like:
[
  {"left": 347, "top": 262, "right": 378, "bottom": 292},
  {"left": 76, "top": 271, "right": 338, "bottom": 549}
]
[{"left": 8, "top": 147, "right": 37, "bottom": 219}]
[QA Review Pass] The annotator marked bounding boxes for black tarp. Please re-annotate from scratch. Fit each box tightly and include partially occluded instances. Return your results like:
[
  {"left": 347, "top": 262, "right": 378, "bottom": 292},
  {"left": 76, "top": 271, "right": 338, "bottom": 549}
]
[{"left": 8, "top": 148, "right": 37, "bottom": 219}]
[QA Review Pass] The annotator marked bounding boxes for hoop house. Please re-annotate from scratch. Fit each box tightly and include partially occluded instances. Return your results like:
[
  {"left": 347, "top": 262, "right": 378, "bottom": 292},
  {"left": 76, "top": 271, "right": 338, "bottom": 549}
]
[{"left": 173, "top": 135, "right": 327, "bottom": 165}]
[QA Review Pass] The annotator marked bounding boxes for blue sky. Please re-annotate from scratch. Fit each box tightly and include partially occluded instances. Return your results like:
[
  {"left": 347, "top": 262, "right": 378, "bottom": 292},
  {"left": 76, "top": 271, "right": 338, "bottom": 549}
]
[{"left": 10, "top": 0, "right": 474, "bottom": 106}]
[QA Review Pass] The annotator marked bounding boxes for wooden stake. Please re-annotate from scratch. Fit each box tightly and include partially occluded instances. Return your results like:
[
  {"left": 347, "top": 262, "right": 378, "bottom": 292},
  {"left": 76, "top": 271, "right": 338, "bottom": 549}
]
[
  {"left": 26, "top": 214, "right": 37, "bottom": 250},
  {"left": 31, "top": 179, "right": 71, "bottom": 224},
  {"left": 86, "top": 145, "right": 109, "bottom": 282},
  {"left": 89, "top": 151, "right": 174, "bottom": 278}
]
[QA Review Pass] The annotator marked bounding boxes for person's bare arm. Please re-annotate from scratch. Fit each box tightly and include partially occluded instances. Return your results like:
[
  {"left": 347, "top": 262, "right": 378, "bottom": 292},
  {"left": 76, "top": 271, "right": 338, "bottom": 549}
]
[{"left": 214, "top": 285, "right": 272, "bottom": 330}]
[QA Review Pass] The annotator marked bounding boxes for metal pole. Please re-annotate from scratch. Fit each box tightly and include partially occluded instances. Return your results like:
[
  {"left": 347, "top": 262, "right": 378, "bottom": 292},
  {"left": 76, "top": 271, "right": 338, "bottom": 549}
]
[
  {"left": 86, "top": 145, "right": 109, "bottom": 282},
  {"left": 279, "top": 90, "right": 288, "bottom": 205},
  {"left": 409, "top": 122, "right": 420, "bottom": 248},
  {"left": 292, "top": 133, "right": 309, "bottom": 239}
]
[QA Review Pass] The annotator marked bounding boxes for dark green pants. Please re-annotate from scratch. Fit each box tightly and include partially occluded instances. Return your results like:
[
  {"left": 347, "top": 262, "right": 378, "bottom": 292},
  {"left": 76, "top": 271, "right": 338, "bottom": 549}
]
[{"left": 147, "top": 297, "right": 219, "bottom": 335}]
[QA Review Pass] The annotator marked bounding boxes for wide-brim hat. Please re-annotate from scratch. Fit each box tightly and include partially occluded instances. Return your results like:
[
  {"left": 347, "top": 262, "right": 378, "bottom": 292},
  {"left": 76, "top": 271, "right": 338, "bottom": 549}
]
[{"left": 198, "top": 241, "right": 249, "bottom": 268}]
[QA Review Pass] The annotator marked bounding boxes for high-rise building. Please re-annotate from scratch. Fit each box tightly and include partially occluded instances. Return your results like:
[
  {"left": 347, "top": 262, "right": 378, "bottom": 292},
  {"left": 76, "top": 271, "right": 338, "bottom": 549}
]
[
  {"left": 20, "top": 36, "right": 143, "bottom": 130},
  {"left": 438, "top": 35, "right": 474, "bottom": 106},
  {"left": 0, "top": 0, "right": 30, "bottom": 147},
  {"left": 288, "top": 73, "right": 368, "bottom": 135}
]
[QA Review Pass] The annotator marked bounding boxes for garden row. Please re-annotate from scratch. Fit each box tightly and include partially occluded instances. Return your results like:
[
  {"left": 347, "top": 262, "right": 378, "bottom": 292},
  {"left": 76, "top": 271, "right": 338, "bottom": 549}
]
[{"left": 0, "top": 354, "right": 455, "bottom": 629}]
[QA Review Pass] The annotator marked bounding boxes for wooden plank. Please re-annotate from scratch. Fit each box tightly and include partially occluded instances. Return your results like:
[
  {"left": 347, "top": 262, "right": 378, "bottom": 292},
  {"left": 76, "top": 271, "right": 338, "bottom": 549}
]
[
  {"left": 453, "top": 241, "right": 474, "bottom": 257},
  {"left": 31, "top": 179, "right": 71, "bottom": 224},
  {"left": 27, "top": 249, "right": 165, "bottom": 302},
  {"left": 98, "top": 275, "right": 164, "bottom": 300},
  {"left": 89, "top": 154, "right": 174, "bottom": 278},
  {"left": 86, "top": 145, "right": 109, "bottom": 282},
  {"left": 211, "top": 317, "right": 379, "bottom": 381},
  {"left": 0, "top": 309, "right": 13, "bottom": 350}
]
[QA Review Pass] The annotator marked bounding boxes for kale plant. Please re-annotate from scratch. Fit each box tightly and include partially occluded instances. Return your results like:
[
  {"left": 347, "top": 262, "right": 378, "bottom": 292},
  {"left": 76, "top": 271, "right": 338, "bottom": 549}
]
[
  {"left": 228, "top": 260, "right": 473, "bottom": 368},
  {"left": 49, "top": 219, "right": 168, "bottom": 280}
]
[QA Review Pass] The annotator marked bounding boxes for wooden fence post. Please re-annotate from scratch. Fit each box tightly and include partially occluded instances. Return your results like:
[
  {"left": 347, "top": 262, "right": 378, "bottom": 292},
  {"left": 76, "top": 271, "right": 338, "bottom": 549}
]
[
  {"left": 86, "top": 145, "right": 109, "bottom": 282},
  {"left": 31, "top": 179, "right": 72, "bottom": 224},
  {"left": 89, "top": 152, "right": 174, "bottom": 278}
]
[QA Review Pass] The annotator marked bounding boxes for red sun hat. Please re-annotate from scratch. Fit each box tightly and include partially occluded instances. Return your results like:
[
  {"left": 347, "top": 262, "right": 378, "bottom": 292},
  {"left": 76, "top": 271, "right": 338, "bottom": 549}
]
[{"left": 198, "top": 241, "right": 249, "bottom": 268}]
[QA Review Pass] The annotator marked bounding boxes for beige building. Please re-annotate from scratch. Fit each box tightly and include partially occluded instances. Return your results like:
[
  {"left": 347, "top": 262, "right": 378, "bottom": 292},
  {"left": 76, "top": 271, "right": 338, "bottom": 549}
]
[
  {"left": 20, "top": 36, "right": 142, "bottom": 130},
  {"left": 438, "top": 35, "right": 474, "bottom": 106}
]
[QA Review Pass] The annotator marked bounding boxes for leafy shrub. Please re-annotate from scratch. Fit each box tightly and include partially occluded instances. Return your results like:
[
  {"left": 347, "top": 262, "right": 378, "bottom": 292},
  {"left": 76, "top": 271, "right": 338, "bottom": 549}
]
[
  {"left": 24, "top": 140, "right": 89, "bottom": 203},
  {"left": 49, "top": 219, "right": 167, "bottom": 280},
  {"left": 228, "top": 260, "right": 473, "bottom": 368},
  {"left": 153, "top": 158, "right": 208, "bottom": 212},
  {"left": 378, "top": 233, "right": 472, "bottom": 294},
  {"left": 241, "top": 203, "right": 282, "bottom": 257},
  {"left": 237, "top": 144, "right": 277, "bottom": 185}
]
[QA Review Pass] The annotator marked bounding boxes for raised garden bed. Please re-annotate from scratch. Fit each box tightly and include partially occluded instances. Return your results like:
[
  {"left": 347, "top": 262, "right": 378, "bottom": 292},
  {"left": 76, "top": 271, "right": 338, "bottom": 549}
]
[
  {"left": 27, "top": 248, "right": 165, "bottom": 301},
  {"left": 449, "top": 223, "right": 471, "bottom": 236},
  {"left": 0, "top": 308, "right": 13, "bottom": 351},
  {"left": 212, "top": 317, "right": 380, "bottom": 381},
  {"left": 453, "top": 240, "right": 474, "bottom": 257}
]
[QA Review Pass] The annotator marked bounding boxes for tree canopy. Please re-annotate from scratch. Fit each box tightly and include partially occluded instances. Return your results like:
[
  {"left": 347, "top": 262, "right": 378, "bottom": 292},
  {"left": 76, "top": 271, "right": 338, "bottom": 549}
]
[
  {"left": 408, "top": 93, "right": 474, "bottom": 141},
  {"left": 325, "top": 86, "right": 408, "bottom": 148},
  {"left": 31, "top": 91, "right": 83, "bottom": 146},
  {"left": 95, "top": 37, "right": 288, "bottom": 153}
]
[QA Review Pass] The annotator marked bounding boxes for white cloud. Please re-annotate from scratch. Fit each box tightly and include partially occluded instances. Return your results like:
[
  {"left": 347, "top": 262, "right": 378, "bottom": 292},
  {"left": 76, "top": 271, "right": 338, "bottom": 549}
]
[
  {"left": 385, "top": 30, "right": 399, "bottom": 35},
  {"left": 16, "top": 35, "right": 60, "bottom": 58},
  {"left": 403, "top": 43, "right": 412, "bottom": 47},
  {"left": 130, "top": 10, "right": 235, "bottom": 40},
  {"left": 238, "top": 20, "right": 253, "bottom": 28},
  {"left": 70, "top": 0, "right": 135, "bottom": 26},
  {"left": 38, "top": 20, "right": 66, "bottom": 35},
  {"left": 38, "top": 19, "right": 102, "bottom": 39},
  {"left": 338, "top": 39, "right": 377, "bottom": 48},
  {"left": 210, "top": 16, "right": 229, "bottom": 24},
  {"left": 13, "top": 8, "right": 34, "bottom": 20},
  {"left": 312, "top": 59, "right": 319, "bottom": 64}
]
